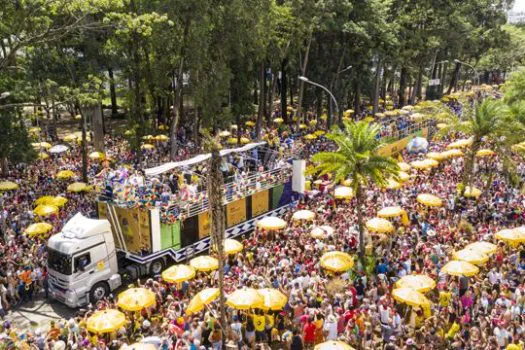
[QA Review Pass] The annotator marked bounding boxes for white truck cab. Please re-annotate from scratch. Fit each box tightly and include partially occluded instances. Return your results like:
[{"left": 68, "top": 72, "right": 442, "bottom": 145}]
[{"left": 47, "top": 213, "right": 121, "bottom": 308}]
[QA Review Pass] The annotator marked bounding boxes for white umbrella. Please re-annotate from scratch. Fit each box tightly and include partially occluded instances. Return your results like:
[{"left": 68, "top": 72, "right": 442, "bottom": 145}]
[
  {"left": 49, "top": 145, "right": 69, "bottom": 154},
  {"left": 406, "top": 137, "right": 428, "bottom": 153}
]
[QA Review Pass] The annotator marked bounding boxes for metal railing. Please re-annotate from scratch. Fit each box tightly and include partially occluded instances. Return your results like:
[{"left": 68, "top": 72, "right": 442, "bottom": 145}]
[
  {"left": 378, "top": 119, "right": 433, "bottom": 143},
  {"left": 176, "top": 165, "right": 292, "bottom": 218}
]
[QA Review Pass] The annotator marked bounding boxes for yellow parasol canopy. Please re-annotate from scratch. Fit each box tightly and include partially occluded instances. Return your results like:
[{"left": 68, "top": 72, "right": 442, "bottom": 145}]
[
  {"left": 441, "top": 260, "right": 479, "bottom": 277},
  {"left": 411, "top": 159, "right": 439, "bottom": 170},
  {"left": 0, "top": 181, "right": 19, "bottom": 191},
  {"left": 314, "top": 130, "right": 326, "bottom": 136},
  {"left": 453, "top": 249, "right": 489, "bottom": 265},
  {"left": 395, "top": 275, "right": 436, "bottom": 293},
  {"left": 24, "top": 222, "right": 53, "bottom": 237},
  {"left": 397, "top": 171, "right": 410, "bottom": 182},
  {"left": 436, "top": 123, "right": 447, "bottom": 130},
  {"left": 365, "top": 217, "right": 395, "bottom": 234},
  {"left": 35, "top": 195, "right": 55, "bottom": 205},
  {"left": 67, "top": 182, "right": 89, "bottom": 193},
  {"left": 384, "top": 178, "right": 402, "bottom": 190},
  {"left": 447, "top": 138, "right": 473, "bottom": 149},
  {"left": 256, "top": 216, "right": 287, "bottom": 231},
  {"left": 464, "top": 241, "right": 497, "bottom": 255},
  {"left": 476, "top": 149, "right": 495, "bottom": 157},
  {"left": 334, "top": 186, "right": 353, "bottom": 199},
  {"left": 299, "top": 123, "right": 308, "bottom": 129},
  {"left": 117, "top": 288, "right": 156, "bottom": 311},
  {"left": 86, "top": 309, "right": 127, "bottom": 334},
  {"left": 292, "top": 209, "right": 316, "bottom": 221},
  {"left": 311, "top": 225, "right": 334, "bottom": 239},
  {"left": 32, "top": 142, "right": 52, "bottom": 149},
  {"left": 398, "top": 162, "right": 411, "bottom": 172},
  {"left": 190, "top": 255, "right": 219, "bottom": 272},
  {"left": 226, "top": 288, "right": 263, "bottom": 310},
  {"left": 314, "top": 341, "right": 355, "bottom": 350},
  {"left": 273, "top": 118, "right": 284, "bottom": 124},
  {"left": 51, "top": 196, "right": 68, "bottom": 207},
  {"left": 304, "top": 134, "right": 317, "bottom": 140},
  {"left": 141, "top": 143, "right": 155, "bottom": 150},
  {"left": 161, "top": 264, "right": 196, "bottom": 283},
  {"left": 89, "top": 151, "right": 105, "bottom": 160},
  {"left": 121, "top": 343, "right": 157, "bottom": 350},
  {"left": 224, "top": 239, "right": 243, "bottom": 255},
  {"left": 38, "top": 152, "right": 49, "bottom": 160},
  {"left": 56, "top": 170, "right": 75, "bottom": 179},
  {"left": 320, "top": 251, "right": 354, "bottom": 272},
  {"left": 258, "top": 288, "right": 288, "bottom": 310},
  {"left": 426, "top": 152, "right": 447, "bottom": 161},
  {"left": 463, "top": 186, "right": 482, "bottom": 198},
  {"left": 392, "top": 288, "right": 431, "bottom": 307},
  {"left": 495, "top": 228, "right": 525, "bottom": 244},
  {"left": 417, "top": 193, "right": 442, "bottom": 207},
  {"left": 245, "top": 121, "right": 255, "bottom": 127},
  {"left": 154, "top": 134, "right": 169, "bottom": 142},
  {"left": 185, "top": 288, "right": 220, "bottom": 315},
  {"left": 218, "top": 131, "right": 231, "bottom": 137},
  {"left": 33, "top": 204, "right": 59, "bottom": 217},
  {"left": 441, "top": 149, "right": 464, "bottom": 158}
]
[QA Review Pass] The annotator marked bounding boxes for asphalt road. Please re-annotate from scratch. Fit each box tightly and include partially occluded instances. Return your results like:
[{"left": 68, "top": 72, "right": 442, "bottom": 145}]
[{"left": 6, "top": 293, "right": 76, "bottom": 331}]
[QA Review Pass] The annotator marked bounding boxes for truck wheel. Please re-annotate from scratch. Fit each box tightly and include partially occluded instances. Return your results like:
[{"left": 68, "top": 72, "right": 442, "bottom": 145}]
[
  {"left": 149, "top": 259, "right": 164, "bottom": 276},
  {"left": 89, "top": 282, "right": 109, "bottom": 303}
]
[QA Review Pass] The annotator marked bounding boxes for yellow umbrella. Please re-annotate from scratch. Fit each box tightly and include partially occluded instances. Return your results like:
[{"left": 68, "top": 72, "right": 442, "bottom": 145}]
[
  {"left": 273, "top": 118, "right": 284, "bottom": 124},
  {"left": 33, "top": 205, "right": 59, "bottom": 217},
  {"left": 464, "top": 241, "right": 497, "bottom": 255},
  {"left": 463, "top": 186, "right": 481, "bottom": 198},
  {"left": 240, "top": 137, "right": 250, "bottom": 144},
  {"left": 89, "top": 151, "right": 105, "bottom": 160},
  {"left": 185, "top": 288, "right": 219, "bottom": 315},
  {"left": 441, "top": 149, "right": 464, "bottom": 158},
  {"left": 258, "top": 288, "right": 288, "bottom": 310},
  {"left": 117, "top": 288, "right": 156, "bottom": 311},
  {"left": 224, "top": 239, "right": 243, "bottom": 255},
  {"left": 218, "top": 131, "right": 231, "bottom": 137},
  {"left": 495, "top": 228, "right": 525, "bottom": 244},
  {"left": 32, "top": 142, "right": 52, "bottom": 149},
  {"left": 417, "top": 193, "right": 443, "bottom": 207},
  {"left": 161, "top": 264, "right": 196, "bottom": 283},
  {"left": 226, "top": 288, "right": 263, "bottom": 310},
  {"left": 398, "top": 162, "right": 411, "bottom": 172},
  {"left": 256, "top": 216, "right": 287, "bottom": 231},
  {"left": 453, "top": 249, "right": 489, "bottom": 265},
  {"left": 441, "top": 260, "right": 479, "bottom": 277},
  {"left": 311, "top": 225, "right": 334, "bottom": 239},
  {"left": 365, "top": 217, "right": 395, "bottom": 234},
  {"left": 190, "top": 255, "right": 219, "bottom": 272},
  {"left": 426, "top": 152, "right": 447, "bottom": 161},
  {"left": 141, "top": 144, "right": 155, "bottom": 150},
  {"left": 24, "top": 222, "right": 53, "bottom": 237},
  {"left": 292, "top": 209, "right": 316, "bottom": 221},
  {"left": 392, "top": 288, "right": 431, "bottom": 307},
  {"left": 314, "top": 130, "right": 326, "bottom": 136},
  {"left": 411, "top": 159, "right": 438, "bottom": 170},
  {"left": 320, "top": 251, "right": 354, "bottom": 272},
  {"left": 477, "top": 149, "right": 495, "bottom": 157},
  {"left": 142, "top": 135, "right": 154, "bottom": 140},
  {"left": 377, "top": 206, "right": 409, "bottom": 225},
  {"left": 384, "top": 178, "right": 402, "bottom": 190},
  {"left": 299, "top": 123, "right": 308, "bottom": 129},
  {"left": 398, "top": 171, "right": 410, "bottom": 182},
  {"left": 38, "top": 152, "right": 49, "bottom": 160},
  {"left": 35, "top": 195, "right": 55, "bottom": 205},
  {"left": 121, "top": 343, "right": 157, "bottom": 350},
  {"left": 86, "top": 309, "right": 127, "bottom": 334},
  {"left": 245, "top": 121, "right": 255, "bottom": 127},
  {"left": 67, "top": 182, "right": 88, "bottom": 193},
  {"left": 304, "top": 134, "right": 317, "bottom": 140},
  {"left": 395, "top": 275, "right": 436, "bottom": 293},
  {"left": 0, "top": 181, "right": 19, "bottom": 191},
  {"left": 29, "top": 126, "right": 42, "bottom": 134},
  {"left": 154, "top": 135, "right": 169, "bottom": 142},
  {"left": 447, "top": 138, "right": 473, "bottom": 149},
  {"left": 314, "top": 341, "right": 355, "bottom": 350},
  {"left": 436, "top": 123, "right": 448, "bottom": 130},
  {"left": 51, "top": 196, "right": 68, "bottom": 207},
  {"left": 227, "top": 137, "right": 238, "bottom": 145},
  {"left": 56, "top": 170, "right": 75, "bottom": 179},
  {"left": 334, "top": 186, "right": 353, "bottom": 199}
]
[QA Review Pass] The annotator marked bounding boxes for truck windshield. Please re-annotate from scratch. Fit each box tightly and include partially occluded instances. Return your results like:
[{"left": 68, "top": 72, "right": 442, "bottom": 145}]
[{"left": 47, "top": 248, "right": 72, "bottom": 276}]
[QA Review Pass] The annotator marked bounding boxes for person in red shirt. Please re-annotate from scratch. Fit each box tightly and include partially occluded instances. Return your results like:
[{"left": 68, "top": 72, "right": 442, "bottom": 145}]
[{"left": 303, "top": 316, "right": 316, "bottom": 346}]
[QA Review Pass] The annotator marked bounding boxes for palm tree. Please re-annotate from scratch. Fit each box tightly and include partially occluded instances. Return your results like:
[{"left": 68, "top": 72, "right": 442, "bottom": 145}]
[
  {"left": 432, "top": 98, "right": 517, "bottom": 189},
  {"left": 311, "top": 121, "right": 399, "bottom": 258}
]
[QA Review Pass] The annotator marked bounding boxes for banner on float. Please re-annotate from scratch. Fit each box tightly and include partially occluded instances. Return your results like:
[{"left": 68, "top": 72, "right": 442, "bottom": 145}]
[
  {"left": 226, "top": 198, "right": 246, "bottom": 227},
  {"left": 251, "top": 190, "right": 269, "bottom": 217},
  {"left": 198, "top": 211, "right": 212, "bottom": 239}
]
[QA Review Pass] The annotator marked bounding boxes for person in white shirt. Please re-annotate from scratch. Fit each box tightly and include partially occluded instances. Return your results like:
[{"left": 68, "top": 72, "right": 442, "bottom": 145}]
[{"left": 323, "top": 314, "right": 338, "bottom": 340}]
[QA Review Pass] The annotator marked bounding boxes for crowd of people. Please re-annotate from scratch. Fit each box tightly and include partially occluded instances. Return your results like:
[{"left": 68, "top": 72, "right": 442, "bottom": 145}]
[{"left": 2, "top": 89, "right": 524, "bottom": 350}]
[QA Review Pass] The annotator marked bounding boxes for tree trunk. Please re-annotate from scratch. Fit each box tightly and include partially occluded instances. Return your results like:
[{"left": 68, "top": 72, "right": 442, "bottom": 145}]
[
  {"left": 1, "top": 157, "right": 8, "bottom": 177},
  {"left": 255, "top": 63, "right": 265, "bottom": 140},
  {"left": 269, "top": 73, "right": 276, "bottom": 119},
  {"left": 356, "top": 185, "right": 365, "bottom": 259},
  {"left": 91, "top": 104, "right": 105, "bottom": 152},
  {"left": 281, "top": 58, "right": 288, "bottom": 123},
  {"left": 295, "top": 33, "right": 312, "bottom": 121},
  {"left": 372, "top": 57, "right": 382, "bottom": 116},
  {"left": 398, "top": 67, "right": 408, "bottom": 107},
  {"left": 410, "top": 66, "right": 423, "bottom": 105},
  {"left": 289, "top": 73, "right": 294, "bottom": 106},
  {"left": 79, "top": 106, "right": 88, "bottom": 183},
  {"left": 353, "top": 80, "right": 361, "bottom": 116},
  {"left": 108, "top": 67, "right": 118, "bottom": 118},
  {"left": 208, "top": 147, "right": 227, "bottom": 339},
  {"left": 447, "top": 62, "right": 461, "bottom": 95},
  {"left": 461, "top": 140, "right": 480, "bottom": 192}
]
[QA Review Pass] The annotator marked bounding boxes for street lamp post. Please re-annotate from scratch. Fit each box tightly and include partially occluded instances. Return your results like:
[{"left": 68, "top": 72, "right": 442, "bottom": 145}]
[
  {"left": 454, "top": 59, "right": 479, "bottom": 86},
  {"left": 299, "top": 76, "right": 339, "bottom": 129}
]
